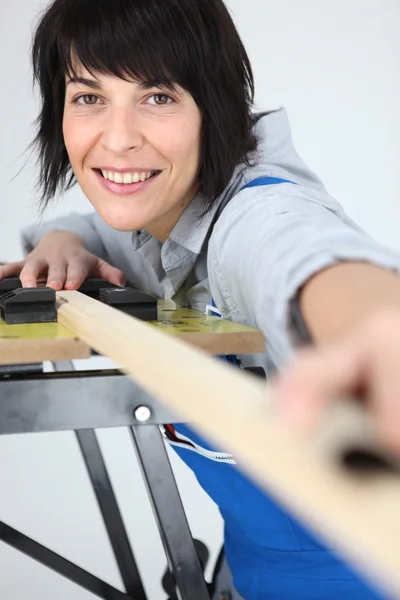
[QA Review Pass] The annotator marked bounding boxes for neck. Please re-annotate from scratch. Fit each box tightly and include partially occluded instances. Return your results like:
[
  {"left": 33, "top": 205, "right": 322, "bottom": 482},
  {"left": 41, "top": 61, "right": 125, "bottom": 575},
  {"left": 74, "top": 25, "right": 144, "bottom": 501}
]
[{"left": 146, "top": 186, "right": 199, "bottom": 242}]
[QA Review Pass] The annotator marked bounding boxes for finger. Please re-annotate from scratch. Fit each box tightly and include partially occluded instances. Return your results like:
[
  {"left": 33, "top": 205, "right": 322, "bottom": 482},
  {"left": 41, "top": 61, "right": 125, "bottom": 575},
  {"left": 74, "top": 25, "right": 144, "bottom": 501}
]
[
  {"left": 95, "top": 260, "right": 126, "bottom": 287},
  {"left": 0, "top": 261, "right": 25, "bottom": 280},
  {"left": 273, "top": 342, "right": 364, "bottom": 429},
  {"left": 64, "top": 259, "right": 92, "bottom": 290},
  {"left": 19, "top": 259, "right": 49, "bottom": 288},
  {"left": 46, "top": 261, "right": 68, "bottom": 290}
]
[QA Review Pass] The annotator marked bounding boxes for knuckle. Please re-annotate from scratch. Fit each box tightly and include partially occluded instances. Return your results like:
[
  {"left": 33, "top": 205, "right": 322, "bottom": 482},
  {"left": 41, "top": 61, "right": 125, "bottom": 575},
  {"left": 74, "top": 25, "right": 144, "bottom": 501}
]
[
  {"left": 48, "top": 266, "right": 66, "bottom": 275},
  {"left": 72, "top": 246, "right": 90, "bottom": 257}
]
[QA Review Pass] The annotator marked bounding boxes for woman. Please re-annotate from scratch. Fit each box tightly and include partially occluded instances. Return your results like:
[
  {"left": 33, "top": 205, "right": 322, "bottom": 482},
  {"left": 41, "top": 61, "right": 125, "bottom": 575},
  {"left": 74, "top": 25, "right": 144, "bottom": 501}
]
[{"left": 2, "top": 0, "right": 400, "bottom": 597}]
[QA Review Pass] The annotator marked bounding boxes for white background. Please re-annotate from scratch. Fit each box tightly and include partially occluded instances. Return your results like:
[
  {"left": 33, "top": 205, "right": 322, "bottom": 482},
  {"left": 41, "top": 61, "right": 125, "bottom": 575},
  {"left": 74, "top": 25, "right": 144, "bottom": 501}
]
[{"left": 0, "top": 0, "right": 399, "bottom": 598}]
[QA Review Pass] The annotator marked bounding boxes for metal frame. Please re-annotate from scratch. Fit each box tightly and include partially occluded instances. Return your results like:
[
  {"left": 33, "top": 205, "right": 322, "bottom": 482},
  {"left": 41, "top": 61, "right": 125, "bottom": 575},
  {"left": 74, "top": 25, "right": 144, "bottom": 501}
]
[
  {"left": 131, "top": 425, "right": 210, "bottom": 600},
  {"left": 0, "top": 361, "right": 211, "bottom": 600}
]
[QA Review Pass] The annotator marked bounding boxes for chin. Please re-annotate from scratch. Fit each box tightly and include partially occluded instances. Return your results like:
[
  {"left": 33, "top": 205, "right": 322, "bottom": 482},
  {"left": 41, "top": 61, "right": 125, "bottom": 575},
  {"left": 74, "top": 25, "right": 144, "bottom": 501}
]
[{"left": 95, "top": 206, "right": 148, "bottom": 232}]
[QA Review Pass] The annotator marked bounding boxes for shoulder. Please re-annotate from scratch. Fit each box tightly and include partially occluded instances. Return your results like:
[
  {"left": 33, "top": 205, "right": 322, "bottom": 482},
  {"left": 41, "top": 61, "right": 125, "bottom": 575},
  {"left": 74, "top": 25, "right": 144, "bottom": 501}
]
[{"left": 210, "top": 181, "right": 350, "bottom": 257}]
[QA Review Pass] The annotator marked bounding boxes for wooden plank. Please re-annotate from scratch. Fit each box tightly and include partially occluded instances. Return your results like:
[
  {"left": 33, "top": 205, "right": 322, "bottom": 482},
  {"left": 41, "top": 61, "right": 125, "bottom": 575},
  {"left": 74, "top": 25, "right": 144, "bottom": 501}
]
[
  {"left": 56, "top": 290, "right": 400, "bottom": 598},
  {"left": 0, "top": 319, "right": 90, "bottom": 365},
  {"left": 0, "top": 302, "right": 264, "bottom": 365}
]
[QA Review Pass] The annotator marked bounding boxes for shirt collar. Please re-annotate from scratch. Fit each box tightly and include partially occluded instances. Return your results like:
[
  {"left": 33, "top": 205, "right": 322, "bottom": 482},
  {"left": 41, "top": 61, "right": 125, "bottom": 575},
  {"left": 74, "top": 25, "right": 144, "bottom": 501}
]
[
  {"left": 168, "top": 166, "right": 248, "bottom": 255},
  {"left": 131, "top": 170, "right": 243, "bottom": 256},
  {"left": 167, "top": 193, "right": 222, "bottom": 255}
]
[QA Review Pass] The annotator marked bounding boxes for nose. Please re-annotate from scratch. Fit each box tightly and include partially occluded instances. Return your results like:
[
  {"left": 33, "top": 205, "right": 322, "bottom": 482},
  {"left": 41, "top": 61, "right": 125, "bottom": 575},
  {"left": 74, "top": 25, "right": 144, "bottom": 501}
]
[{"left": 100, "top": 106, "right": 143, "bottom": 155}]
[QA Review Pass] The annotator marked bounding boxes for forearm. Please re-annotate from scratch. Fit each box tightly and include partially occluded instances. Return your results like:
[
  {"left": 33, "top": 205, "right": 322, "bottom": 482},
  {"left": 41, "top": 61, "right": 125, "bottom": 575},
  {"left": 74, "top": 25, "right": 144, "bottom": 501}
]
[{"left": 300, "top": 262, "right": 400, "bottom": 344}]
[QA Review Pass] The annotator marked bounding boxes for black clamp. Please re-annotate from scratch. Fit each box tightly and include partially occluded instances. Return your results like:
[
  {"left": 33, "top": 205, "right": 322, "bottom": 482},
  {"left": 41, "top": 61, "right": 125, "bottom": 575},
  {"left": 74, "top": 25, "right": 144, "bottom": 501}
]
[
  {"left": 0, "top": 277, "right": 22, "bottom": 299},
  {"left": 77, "top": 278, "right": 120, "bottom": 300},
  {"left": 99, "top": 287, "right": 158, "bottom": 321},
  {"left": 0, "top": 287, "right": 57, "bottom": 324},
  {"left": 0, "top": 277, "right": 158, "bottom": 324}
]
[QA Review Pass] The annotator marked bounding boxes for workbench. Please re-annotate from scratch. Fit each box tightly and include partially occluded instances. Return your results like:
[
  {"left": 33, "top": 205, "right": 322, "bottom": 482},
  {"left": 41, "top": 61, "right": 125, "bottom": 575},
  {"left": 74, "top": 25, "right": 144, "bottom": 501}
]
[{"left": 0, "top": 302, "right": 265, "bottom": 600}]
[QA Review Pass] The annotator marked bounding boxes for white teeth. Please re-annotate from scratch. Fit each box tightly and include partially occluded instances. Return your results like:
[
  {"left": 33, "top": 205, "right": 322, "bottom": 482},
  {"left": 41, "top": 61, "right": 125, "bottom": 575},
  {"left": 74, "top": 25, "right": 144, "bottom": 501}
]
[
  {"left": 100, "top": 169, "right": 157, "bottom": 184},
  {"left": 123, "top": 173, "right": 133, "bottom": 184}
]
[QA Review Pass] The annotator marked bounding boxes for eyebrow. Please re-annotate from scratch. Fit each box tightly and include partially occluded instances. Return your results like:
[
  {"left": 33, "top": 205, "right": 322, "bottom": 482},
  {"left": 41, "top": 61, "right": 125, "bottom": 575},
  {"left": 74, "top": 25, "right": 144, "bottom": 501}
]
[
  {"left": 65, "top": 76, "right": 179, "bottom": 94},
  {"left": 66, "top": 77, "right": 101, "bottom": 89}
]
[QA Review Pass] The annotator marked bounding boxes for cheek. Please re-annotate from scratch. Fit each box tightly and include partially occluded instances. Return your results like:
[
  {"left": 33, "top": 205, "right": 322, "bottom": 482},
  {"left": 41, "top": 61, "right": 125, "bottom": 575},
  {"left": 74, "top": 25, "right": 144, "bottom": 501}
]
[
  {"left": 165, "top": 117, "right": 202, "bottom": 169},
  {"left": 62, "top": 116, "right": 92, "bottom": 168}
]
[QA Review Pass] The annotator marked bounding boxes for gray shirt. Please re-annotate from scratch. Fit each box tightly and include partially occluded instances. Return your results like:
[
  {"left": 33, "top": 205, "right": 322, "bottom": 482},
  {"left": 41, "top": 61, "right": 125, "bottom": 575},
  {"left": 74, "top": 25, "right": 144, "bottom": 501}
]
[{"left": 22, "top": 108, "right": 400, "bottom": 373}]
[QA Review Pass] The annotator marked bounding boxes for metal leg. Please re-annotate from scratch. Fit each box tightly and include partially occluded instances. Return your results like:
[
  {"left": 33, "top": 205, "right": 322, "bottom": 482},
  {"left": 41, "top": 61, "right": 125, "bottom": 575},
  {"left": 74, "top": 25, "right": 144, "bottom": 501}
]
[
  {"left": 130, "top": 425, "right": 211, "bottom": 600},
  {"left": 0, "top": 522, "right": 130, "bottom": 600},
  {"left": 52, "top": 361, "right": 147, "bottom": 600},
  {"left": 77, "top": 429, "right": 147, "bottom": 600}
]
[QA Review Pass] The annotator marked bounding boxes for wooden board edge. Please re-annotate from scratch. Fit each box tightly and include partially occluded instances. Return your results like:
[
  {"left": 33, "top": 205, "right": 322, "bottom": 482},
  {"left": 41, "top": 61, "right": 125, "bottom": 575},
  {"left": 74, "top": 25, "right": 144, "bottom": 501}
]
[{"left": 0, "top": 337, "right": 90, "bottom": 366}]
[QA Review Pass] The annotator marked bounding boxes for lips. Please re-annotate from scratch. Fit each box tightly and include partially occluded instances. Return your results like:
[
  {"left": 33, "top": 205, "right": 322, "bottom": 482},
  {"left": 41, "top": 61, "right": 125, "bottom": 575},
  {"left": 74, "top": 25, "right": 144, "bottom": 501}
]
[{"left": 93, "top": 168, "right": 161, "bottom": 195}]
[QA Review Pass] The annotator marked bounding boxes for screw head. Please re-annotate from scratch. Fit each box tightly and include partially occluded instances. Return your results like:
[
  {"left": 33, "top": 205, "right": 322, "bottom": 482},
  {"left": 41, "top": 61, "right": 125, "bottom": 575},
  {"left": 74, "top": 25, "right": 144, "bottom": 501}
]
[{"left": 134, "top": 405, "right": 151, "bottom": 422}]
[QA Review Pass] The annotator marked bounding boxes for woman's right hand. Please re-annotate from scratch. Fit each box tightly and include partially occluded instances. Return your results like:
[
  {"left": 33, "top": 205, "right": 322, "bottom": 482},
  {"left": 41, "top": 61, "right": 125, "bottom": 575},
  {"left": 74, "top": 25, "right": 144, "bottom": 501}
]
[{"left": 0, "top": 231, "right": 126, "bottom": 290}]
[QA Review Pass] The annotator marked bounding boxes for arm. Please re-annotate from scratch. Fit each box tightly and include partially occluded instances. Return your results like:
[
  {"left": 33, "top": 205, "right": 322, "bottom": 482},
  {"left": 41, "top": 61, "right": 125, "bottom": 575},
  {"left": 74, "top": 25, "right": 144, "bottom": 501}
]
[
  {"left": 21, "top": 211, "right": 110, "bottom": 259},
  {"left": 15, "top": 210, "right": 138, "bottom": 288},
  {"left": 209, "top": 184, "right": 400, "bottom": 450},
  {"left": 300, "top": 261, "right": 400, "bottom": 343},
  {"left": 208, "top": 184, "right": 400, "bottom": 366},
  {"left": 0, "top": 211, "right": 129, "bottom": 288}
]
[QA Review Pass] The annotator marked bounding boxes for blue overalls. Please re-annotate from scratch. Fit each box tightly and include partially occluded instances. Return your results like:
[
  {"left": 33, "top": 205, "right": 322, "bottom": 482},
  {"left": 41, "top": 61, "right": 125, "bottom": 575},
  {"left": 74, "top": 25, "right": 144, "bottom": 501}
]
[{"left": 166, "top": 178, "right": 385, "bottom": 600}]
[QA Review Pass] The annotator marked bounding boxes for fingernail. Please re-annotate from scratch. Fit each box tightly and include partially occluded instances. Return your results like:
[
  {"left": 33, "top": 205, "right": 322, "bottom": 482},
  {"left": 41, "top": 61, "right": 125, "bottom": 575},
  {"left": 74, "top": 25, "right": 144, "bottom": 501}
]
[
  {"left": 65, "top": 280, "right": 78, "bottom": 289},
  {"left": 24, "top": 281, "right": 35, "bottom": 288}
]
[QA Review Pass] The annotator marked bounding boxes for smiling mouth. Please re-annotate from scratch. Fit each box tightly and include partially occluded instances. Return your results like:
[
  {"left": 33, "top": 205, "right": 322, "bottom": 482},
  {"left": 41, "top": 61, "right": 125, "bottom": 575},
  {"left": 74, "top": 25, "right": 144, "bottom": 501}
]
[{"left": 95, "top": 169, "right": 161, "bottom": 185}]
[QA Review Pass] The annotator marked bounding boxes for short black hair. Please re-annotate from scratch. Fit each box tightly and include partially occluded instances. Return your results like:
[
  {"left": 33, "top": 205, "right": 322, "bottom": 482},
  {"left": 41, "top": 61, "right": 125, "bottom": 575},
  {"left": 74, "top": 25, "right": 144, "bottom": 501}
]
[{"left": 31, "top": 0, "right": 258, "bottom": 212}]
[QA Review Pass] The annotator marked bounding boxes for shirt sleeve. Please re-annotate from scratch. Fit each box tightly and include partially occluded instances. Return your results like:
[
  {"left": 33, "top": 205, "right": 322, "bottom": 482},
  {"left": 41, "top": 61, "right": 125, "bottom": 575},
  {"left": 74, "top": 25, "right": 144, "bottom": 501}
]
[{"left": 208, "top": 184, "right": 400, "bottom": 369}]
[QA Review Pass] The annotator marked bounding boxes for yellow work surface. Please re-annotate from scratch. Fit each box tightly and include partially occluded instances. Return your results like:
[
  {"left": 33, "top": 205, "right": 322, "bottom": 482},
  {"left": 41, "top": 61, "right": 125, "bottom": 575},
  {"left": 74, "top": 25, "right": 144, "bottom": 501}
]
[
  {"left": 0, "top": 302, "right": 265, "bottom": 365},
  {"left": 156, "top": 305, "right": 265, "bottom": 354},
  {"left": 0, "top": 319, "right": 90, "bottom": 365}
]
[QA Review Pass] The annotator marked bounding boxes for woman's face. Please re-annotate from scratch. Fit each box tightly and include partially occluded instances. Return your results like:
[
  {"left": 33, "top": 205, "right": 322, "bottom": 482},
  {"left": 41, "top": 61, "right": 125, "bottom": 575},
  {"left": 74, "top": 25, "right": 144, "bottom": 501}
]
[{"left": 63, "top": 64, "right": 202, "bottom": 241}]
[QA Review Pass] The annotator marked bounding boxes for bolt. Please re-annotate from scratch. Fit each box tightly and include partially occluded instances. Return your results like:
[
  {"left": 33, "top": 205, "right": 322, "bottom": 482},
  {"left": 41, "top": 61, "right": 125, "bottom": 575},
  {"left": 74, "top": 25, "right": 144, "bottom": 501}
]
[{"left": 134, "top": 405, "right": 151, "bottom": 422}]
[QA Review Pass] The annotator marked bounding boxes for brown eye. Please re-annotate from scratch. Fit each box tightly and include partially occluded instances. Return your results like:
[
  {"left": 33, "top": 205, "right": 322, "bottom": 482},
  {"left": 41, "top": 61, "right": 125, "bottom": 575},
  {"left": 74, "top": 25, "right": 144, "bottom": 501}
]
[
  {"left": 154, "top": 95, "right": 169, "bottom": 105},
  {"left": 82, "top": 94, "right": 98, "bottom": 105},
  {"left": 74, "top": 94, "right": 99, "bottom": 106},
  {"left": 148, "top": 94, "right": 173, "bottom": 106}
]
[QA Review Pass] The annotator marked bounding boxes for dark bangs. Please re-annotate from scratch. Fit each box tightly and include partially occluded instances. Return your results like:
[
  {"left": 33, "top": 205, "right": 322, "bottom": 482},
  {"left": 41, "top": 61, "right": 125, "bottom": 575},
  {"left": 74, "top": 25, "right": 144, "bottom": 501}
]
[
  {"left": 32, "top": 0, "right": 258, "bottom": 211},
  {"left": 57, "top": 0, "right": 201, "bottom": 93}
]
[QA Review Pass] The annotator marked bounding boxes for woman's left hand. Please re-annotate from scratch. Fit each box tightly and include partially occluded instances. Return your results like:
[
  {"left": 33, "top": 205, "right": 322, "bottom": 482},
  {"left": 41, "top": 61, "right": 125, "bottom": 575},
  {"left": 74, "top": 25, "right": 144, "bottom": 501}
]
[{"left": 274, "top": 309, "right": 400, "bottom": 454}]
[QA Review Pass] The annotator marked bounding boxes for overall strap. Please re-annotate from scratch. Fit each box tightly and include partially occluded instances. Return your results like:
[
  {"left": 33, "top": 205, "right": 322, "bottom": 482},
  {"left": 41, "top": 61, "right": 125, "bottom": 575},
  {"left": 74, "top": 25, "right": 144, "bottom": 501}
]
[
  {"left": 240, "top": 176, "right": 296, "bottom": 191},
  {"left": 210, "top": 175, "right": 296, "bottom": 317},
  {"left": 211, "top": 175, "right": 296, "bottom": 366}
]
